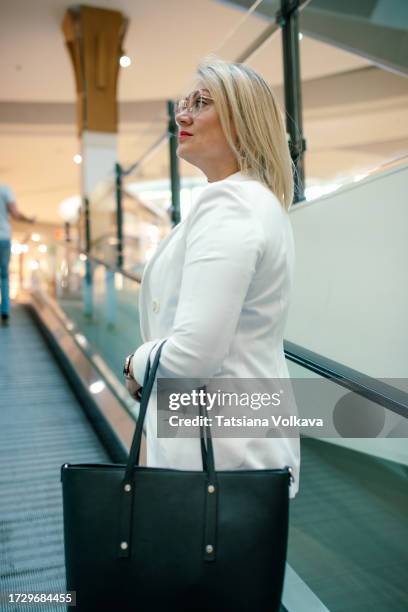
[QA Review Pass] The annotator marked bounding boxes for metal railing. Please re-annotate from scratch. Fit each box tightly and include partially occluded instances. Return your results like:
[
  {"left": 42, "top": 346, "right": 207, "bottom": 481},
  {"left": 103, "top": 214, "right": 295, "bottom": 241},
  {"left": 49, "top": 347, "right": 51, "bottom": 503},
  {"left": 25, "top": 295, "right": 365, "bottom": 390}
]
[{"left": 284, "top": 340, "right": 408, "bottom": 419}]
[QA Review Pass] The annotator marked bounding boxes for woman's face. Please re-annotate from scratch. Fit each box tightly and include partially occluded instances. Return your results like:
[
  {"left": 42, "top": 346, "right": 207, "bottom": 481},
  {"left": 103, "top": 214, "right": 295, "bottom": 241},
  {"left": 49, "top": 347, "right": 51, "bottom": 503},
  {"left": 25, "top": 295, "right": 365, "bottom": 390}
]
[{"left": 175, "top": 85, "right": 238, "bottom": 181}]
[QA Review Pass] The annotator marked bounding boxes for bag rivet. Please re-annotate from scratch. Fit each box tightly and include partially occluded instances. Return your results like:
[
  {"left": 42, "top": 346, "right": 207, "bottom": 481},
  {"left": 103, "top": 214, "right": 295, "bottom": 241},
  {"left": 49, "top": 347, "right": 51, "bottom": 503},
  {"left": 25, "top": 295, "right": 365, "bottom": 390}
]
[
  {"left": 205, "top": 544, "right": 214, "bottom": 554},
  {"left": 124, "top": 484, "right": 131, "bottom": 492},
  {"left": 120, "top": 541, "right": 128, "bottom": 550},
  {"left": 208, "top": 485, "right": 215, "bottom": 493}
]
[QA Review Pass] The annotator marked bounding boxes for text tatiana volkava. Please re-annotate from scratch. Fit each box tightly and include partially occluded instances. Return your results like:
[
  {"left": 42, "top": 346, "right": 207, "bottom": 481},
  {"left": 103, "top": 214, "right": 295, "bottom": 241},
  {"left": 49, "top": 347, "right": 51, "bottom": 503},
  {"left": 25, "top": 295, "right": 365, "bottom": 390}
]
[{"left": 168, "top": 414, "right": 324, "bottom": 428}]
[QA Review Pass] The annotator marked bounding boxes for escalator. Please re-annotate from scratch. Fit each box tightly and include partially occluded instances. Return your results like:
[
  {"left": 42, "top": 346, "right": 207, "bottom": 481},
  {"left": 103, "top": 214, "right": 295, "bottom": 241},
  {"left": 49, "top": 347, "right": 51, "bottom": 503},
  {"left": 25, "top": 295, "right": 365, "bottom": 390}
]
[
  {"left": 283, "top": 340, "right": 408, "bottom": 611},
  {"left": 287, "top": 437, "right": 407, "bottom": 611}
]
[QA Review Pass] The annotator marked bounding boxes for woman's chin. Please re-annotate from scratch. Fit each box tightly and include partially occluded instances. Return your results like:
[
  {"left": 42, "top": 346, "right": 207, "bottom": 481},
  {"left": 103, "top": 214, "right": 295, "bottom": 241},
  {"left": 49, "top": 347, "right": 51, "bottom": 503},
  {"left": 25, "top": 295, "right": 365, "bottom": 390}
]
[{"left": 176, "top": 148, "right": 194, "bottom": 164}]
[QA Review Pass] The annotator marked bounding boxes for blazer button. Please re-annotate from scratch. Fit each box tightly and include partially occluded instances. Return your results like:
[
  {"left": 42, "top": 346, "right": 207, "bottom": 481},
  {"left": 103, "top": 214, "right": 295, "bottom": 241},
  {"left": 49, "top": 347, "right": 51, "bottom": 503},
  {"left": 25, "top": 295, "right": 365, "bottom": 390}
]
[{"left": 152, "top": 299, "right": 160, "bottom": 313}]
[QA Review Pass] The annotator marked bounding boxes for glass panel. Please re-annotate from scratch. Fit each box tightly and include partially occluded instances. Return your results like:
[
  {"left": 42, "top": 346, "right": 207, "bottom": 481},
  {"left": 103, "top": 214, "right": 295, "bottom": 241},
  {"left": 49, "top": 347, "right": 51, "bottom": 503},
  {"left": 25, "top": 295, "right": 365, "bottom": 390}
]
[
  {"left": 299, "top": 37, "right": 408, "bottom": 195},
  {"left": 85, "top": 112, "right": 171, "bottom": 270},
  {"left": 122, "top": 133, "right": 172, "bottom": 274},
  {"left": 208, "top": 1, "right": 277, "bottom": 63},
  {"left": 241, "top": 4, "right": 408, "bottom": 195},
  {"left": 32, "top": 243, "right": 143, "bottom": 380},
  {"left": 222, "top": 0, "right": 408, "bottom": 194}
]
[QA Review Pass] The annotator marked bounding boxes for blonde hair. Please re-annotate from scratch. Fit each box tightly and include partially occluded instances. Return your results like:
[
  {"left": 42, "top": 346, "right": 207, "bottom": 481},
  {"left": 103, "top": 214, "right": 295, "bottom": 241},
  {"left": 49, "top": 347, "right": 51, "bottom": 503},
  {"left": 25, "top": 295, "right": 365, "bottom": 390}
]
[{"left": 193, "top": 56, "right": 295, "bottom": 211}]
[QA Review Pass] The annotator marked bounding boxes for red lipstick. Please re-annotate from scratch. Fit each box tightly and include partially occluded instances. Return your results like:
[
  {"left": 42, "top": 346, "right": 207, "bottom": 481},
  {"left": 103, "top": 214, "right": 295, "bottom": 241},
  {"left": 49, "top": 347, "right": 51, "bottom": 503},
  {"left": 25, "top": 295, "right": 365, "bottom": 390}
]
[{"left": 179, "top": 131, "right": 193, "bottom": 139}]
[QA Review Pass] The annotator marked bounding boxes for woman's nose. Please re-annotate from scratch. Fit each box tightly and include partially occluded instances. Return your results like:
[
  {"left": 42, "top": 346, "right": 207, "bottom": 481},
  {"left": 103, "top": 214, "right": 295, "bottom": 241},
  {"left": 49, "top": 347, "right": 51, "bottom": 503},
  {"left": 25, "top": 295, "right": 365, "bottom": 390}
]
[{"left": 175, "top": 109, "right": 193, "bottom": 127}]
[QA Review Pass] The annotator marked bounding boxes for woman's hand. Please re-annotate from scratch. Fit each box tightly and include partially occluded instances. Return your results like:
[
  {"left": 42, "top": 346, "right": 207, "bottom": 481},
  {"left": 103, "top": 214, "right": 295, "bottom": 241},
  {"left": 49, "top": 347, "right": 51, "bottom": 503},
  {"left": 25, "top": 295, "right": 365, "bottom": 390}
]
[
  {"left": 123, "top": 354, "right": 143, "bottom": 401},
  {"left": 125, "top": 376, "right": 142, "bottom": 401}
]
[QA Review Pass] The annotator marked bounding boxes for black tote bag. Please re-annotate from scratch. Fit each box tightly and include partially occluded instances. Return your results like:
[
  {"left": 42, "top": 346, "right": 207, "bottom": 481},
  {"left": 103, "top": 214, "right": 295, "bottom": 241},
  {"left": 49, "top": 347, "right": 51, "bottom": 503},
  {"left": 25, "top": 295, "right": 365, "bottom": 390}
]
[{"left": 61, "top": 340, "right": 292, "bottom": 611}]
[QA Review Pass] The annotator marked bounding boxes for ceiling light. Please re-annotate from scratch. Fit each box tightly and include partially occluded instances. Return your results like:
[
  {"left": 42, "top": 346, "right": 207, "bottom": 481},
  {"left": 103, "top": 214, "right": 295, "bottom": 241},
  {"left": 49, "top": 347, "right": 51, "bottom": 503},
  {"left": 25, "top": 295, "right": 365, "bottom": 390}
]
[
  {"left": 31, "top": 233, "right": 40, "bottom": 242},
  {"left": 59, "top": 195, "right": 81, "bottom": 223},
  {"left": 120, "top": 55, "right": 131, "bottom": 68},
  {"left": 73, "top": 154, "right": 82, "bottom": 164}
]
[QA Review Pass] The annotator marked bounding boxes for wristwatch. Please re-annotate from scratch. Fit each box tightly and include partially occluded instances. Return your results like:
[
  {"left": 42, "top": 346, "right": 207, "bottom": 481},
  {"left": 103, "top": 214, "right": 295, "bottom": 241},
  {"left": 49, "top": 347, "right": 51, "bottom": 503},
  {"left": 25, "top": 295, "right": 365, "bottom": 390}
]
[{"left": 123, "top": 353, "right": 135, "bottom": 379}]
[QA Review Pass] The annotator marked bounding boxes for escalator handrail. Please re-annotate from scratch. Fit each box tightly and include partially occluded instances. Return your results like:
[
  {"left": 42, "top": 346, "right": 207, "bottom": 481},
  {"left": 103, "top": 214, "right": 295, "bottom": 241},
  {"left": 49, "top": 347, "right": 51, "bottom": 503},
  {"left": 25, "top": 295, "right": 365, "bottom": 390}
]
[
  {"left": 284, "top": 340, "right": 408, "bottom": 419},
  {"left": 85, "top": 252, "right": 142, "bottom": 283}
]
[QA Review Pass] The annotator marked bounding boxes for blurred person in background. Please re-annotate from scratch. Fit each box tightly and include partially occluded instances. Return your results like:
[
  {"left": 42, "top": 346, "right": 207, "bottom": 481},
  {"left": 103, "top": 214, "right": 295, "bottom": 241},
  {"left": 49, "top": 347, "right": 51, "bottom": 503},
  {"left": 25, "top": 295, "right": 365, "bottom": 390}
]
[{"left": 0, "top": 184, "right": 35, "bottom": 325}]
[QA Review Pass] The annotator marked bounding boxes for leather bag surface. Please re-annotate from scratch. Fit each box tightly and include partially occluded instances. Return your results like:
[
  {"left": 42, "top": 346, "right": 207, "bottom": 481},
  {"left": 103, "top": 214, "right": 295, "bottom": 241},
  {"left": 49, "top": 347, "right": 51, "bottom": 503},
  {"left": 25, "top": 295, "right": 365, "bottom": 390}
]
[{"left": 61, "top": 340, "right": 292, "bottom": 611}]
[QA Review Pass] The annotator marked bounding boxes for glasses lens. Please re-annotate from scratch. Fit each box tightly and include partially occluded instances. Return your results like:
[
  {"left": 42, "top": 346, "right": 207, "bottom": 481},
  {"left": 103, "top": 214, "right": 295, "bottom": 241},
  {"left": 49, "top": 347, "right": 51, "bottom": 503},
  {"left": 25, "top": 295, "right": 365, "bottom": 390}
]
[
  {"left": 176, "top": 91, "right": 211, "bottom": 116},
  {"left": 176, "top": 99, "right": 186, "bottom": 114},
  {"left": 191, "top": 94, "right": 203, "bottom": 115}
]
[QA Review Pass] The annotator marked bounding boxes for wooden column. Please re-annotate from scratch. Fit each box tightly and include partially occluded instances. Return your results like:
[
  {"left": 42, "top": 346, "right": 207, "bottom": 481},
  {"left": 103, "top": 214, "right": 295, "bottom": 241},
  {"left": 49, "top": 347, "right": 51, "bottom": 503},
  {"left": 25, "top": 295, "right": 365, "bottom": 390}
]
[{"left": 62, "top": 5, "right": 128, "bottom": 135}]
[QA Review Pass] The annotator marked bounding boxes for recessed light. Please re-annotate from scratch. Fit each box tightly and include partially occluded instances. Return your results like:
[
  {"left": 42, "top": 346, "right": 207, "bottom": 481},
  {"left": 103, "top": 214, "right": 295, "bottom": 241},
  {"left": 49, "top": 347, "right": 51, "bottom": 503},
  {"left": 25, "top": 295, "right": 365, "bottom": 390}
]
[
  {"left": 120, "top": 55, "right": 131, "bottom": 68},
  {"left": 73, "top": 154, "right": 82, "bottom": 164}
]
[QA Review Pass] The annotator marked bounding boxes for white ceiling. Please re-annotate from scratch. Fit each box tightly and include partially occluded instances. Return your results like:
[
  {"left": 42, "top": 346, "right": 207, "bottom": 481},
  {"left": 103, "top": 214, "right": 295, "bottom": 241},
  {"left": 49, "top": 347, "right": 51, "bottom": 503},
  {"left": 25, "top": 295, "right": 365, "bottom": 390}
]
[
  {"left": 1, "top": 0, "right": 371, "bottom": 102},
  {"left": 0, "top": 0, "right": 407, "bottom": 226}
]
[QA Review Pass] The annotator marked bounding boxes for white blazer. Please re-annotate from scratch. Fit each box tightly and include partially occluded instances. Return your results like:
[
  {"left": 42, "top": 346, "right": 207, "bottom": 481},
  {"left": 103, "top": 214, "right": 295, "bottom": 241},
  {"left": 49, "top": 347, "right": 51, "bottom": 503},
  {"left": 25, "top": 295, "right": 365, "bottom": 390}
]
[{"left": 131, "top": 170, "right": 300, "bottom": 497}]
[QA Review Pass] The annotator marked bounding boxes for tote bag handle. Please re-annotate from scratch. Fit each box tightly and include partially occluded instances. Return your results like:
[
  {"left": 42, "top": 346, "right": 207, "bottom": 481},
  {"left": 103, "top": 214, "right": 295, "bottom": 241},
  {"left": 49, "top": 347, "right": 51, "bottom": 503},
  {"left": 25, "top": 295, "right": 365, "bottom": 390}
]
[
  {"left": 123, "top": 340, "right": 215, "bottom": 486},
  {"left": 118, "top": 340, "right": 218, "bottom": 559}
]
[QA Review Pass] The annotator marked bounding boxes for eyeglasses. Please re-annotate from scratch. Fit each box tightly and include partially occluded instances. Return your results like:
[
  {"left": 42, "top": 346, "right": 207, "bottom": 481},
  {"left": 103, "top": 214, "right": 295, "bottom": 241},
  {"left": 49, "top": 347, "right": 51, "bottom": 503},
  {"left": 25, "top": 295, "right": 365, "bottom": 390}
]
[{"left": 176, "top": 90, "right": 214, "bottom": 117}]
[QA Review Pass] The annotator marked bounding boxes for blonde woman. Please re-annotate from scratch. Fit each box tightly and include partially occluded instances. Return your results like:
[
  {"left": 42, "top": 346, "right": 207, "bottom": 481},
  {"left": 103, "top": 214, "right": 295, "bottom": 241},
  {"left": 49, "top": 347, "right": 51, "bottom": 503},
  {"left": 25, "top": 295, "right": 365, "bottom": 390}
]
[{"left": 124, "top": 57, "right": 300, "bottom": 497}]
